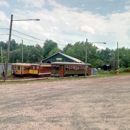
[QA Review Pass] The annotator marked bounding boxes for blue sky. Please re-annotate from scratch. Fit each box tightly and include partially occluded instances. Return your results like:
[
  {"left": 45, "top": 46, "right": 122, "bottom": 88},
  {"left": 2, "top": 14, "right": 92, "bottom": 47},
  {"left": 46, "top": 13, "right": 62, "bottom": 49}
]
[{"left": 0, "top": 0, "right": 130, "bottom": 49}]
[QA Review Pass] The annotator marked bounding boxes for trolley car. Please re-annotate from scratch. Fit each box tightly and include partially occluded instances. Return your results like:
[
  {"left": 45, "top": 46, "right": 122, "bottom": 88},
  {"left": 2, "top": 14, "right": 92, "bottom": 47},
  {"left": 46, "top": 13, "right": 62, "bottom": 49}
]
[
  {"left": 51, "top": 62, "right": 91, "bottom": 77},
  {"left": 29, "top": 63, "right": 52, "bottom": 77},
  {"left": 11, "top": 63, "right": 31, "bottom": 76}
]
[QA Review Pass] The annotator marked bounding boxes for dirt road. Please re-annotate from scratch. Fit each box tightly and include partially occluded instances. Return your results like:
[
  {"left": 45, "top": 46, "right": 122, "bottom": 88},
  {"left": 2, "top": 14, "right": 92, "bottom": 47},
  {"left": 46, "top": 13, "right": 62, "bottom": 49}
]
[{"left": 0, "top": 75, "right": 130, "bottom": 130}]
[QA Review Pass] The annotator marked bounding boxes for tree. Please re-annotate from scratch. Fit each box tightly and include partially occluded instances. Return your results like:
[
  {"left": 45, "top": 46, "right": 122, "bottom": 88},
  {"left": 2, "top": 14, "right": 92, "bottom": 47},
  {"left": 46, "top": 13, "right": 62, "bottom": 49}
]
[
  {"left": 10, "top": 40, "right": 19, "bottom": 51},
  {"left": 63, "top": 42, "right": 86, "bottom": 62},
  {"left": 63, "top": 43, "right": 73, "bottom": 52},
  {"left": 119, "top": 47, "right": 130, "bottom": 68},
  {"left": 0, "top": 39, "right": 130, "bottom": 69},
  {"left": 26, "top": 45, "right": 43, "bottom": 63},
  {"left": 43, "top": 40, "right": 58, "bottom": 58},
  {"left": 48, "top": 47, "right": 61, "bottom": 57},
  {"left": 0, "top": 41, "right": 7, "bottom": 50}
]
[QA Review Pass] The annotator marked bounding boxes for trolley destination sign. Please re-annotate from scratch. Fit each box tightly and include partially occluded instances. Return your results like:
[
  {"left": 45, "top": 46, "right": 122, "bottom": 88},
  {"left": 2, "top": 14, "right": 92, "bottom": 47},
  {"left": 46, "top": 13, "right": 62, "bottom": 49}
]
[{"left": 65, "top": 65, "right": 85, "bottom": 70}]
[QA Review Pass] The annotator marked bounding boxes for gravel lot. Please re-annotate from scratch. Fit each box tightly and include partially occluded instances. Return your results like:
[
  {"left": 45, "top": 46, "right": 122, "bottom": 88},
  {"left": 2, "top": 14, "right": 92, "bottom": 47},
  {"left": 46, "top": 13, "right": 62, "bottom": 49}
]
[{"left": 0, "top": 75, "right": 130, "bottom": 130}]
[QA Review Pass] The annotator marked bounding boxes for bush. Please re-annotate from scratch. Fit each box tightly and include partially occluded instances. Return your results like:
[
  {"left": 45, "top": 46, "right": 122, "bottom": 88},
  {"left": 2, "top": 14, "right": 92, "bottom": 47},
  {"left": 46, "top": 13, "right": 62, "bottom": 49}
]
[
  {"left": 98, "top": 69, "right": 115, "bottom": 75},
  {"left": 124, "top": 68, "right": 130, "bottom": 72},
  {"left": 117, "top": 67, "right": 130, "bottom": 73},
  {"left": 117, "top": 68, "right": 125, "bottom": 73},
  {"left": 98, "top": 70, "right": 105, "bottom": 74},
  {"left": 109, "top": 70, "right": 115, "bottom": 74}
]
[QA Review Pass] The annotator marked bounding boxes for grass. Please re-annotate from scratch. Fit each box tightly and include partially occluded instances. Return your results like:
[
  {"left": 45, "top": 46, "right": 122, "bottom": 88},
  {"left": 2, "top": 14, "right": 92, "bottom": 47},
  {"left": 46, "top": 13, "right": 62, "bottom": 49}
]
[
  {"left": 97, "top": 68, "right": 130, "bottom": 78},
  {"left": 0, "top": 76, "right": 84, "bottom": 85}
]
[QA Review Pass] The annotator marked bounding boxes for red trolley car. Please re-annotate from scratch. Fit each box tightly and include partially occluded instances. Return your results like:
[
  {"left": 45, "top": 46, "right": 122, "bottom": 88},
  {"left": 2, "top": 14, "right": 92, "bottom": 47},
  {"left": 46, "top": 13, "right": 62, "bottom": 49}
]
[{"left": 29, "top": 63, "right": 52, "bottom": 77}]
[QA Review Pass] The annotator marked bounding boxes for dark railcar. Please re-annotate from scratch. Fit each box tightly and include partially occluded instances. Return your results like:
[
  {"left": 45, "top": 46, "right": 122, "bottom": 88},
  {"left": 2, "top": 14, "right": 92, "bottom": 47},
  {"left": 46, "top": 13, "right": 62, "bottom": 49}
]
[{"left": 51, "top": 62, "right": 91, "bottom": 77}]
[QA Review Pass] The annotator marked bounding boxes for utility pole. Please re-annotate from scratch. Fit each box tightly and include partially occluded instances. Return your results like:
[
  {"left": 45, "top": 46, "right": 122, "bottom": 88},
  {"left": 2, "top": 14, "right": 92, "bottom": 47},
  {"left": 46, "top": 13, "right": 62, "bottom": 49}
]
[
  {"left": 85, "top": 39, "right": 88, "bottom": 76},
  {"left": 113, "top": 53, "right": 116, "bottom": 70},
  {"left": 117, "top": 41, "right": 119, "bottom": 69},
  {"left": 4, "top": 14, "right": 13, "bottom": 80},
  {"left": 1, "top": 46, "right": 3, "bottom": 70},
  {"left": 4, "top": 14, "right": 40, "bottom": 81},
  {"left": 22, "top": 40, "right": 23, "bottom": 63}
]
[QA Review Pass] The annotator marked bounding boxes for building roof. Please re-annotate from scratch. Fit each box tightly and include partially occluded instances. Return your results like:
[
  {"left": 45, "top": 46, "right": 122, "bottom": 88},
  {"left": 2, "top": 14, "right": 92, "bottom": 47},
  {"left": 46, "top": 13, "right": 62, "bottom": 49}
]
[
  {"left": 42, "top": 52, "right": 84, "bottom": 63},
  {"left": 59, "top": 52, "right": 84, "bottom": 63}
]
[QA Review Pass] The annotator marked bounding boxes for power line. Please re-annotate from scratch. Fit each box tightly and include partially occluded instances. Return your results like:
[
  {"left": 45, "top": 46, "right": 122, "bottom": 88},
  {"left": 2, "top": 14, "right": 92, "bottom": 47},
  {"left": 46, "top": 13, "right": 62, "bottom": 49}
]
[
  {"left": 0, "top": 28, "right": 9, "bottom": 30},
  {"left": 0, "top": 33, "right": 43, "bottom": 44},
  {"left": 12, "top": 29, "right": 44, "bottom": 41},
  {"left": 0, "top": 33, "right": 66, "bottom": 47},
  {"left": 0, "top": 28, "right": 68, "bottom": 47},
  {"left": 12, "top": 35, "right": 44, "bottom": 45},
  {"left": 0, "top": 34, "right": 8, "bottom": 35},
  {"left": 0, "top": 28, "right": 44, "bottom": 41}
]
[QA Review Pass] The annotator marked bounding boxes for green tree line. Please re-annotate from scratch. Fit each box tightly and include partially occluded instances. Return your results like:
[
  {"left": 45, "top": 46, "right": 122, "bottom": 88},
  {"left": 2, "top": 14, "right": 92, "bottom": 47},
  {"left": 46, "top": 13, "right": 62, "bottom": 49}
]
[{"left": 0, "top": 39, "right": 130, "bottom": 69}]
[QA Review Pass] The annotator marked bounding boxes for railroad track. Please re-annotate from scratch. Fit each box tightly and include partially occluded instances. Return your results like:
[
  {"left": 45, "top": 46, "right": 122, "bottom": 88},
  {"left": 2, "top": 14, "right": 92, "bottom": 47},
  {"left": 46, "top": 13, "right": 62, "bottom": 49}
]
[{"left": 0, "top": 75, "right": 86, "bottom": 82}]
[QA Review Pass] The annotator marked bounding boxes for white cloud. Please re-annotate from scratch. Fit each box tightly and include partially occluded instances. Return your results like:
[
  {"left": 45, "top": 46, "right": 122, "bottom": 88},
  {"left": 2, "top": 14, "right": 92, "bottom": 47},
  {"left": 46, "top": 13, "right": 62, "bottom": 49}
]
[
  {"left": 124, "top": 6, "right": 130, "bottom": 10},
  {"left": 0, "top": 11, "right": 9, "bottom": 42},
  {"left": 78, "top": 25, "right": 95, "bottom": 34},
  {"left": 17, "top": 0, "right": 45, "bottom": 8},
  {"left": 107, "top": 12, "right": 130, "bottom": 34},
  {"left": 93, "top": 43, "right": 106, "bottom": 50},
  {"left": 0, "top": 0, "right": 9, "bottom": 7},
  {"left": 1, "top": 0, "right": 130, "bottom": 49},
  {"left": 0, "top": 11, "right": 9, "bottom": 24}
]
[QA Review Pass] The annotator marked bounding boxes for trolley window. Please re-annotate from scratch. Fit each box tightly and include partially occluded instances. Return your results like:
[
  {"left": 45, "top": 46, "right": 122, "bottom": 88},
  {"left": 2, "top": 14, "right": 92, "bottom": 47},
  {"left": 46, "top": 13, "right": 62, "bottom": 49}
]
[
  {"left": 55, "top": 65, "right": 59, "bottom": 70},
  {"left": 32, "top": 66, "right": 37, "bottom": 70},
  {"left": 24, "top": 67, "right": 30, "bottom": 70},
  {"left": 15, "top": 66, "right": 20, "bottom": 70},
  {"left": 12, "top": 65, "right": 15, "bottom": 70},
  {"left": 52, "top": 65, "right": 59, "bottom": 70}
]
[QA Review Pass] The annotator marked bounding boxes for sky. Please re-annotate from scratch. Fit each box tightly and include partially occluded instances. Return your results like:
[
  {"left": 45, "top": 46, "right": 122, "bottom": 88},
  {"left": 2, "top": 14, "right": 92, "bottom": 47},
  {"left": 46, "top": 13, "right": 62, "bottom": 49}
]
[{"left": 0, "top": 0, "right": 130, "bottom": 49}]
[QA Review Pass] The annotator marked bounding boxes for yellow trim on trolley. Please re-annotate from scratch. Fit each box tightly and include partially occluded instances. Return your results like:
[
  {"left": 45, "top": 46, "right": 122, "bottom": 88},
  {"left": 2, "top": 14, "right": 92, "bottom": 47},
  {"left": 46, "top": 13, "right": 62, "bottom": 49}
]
[{"left": 29, "top": 70, "right": 38, "bottom": 74}]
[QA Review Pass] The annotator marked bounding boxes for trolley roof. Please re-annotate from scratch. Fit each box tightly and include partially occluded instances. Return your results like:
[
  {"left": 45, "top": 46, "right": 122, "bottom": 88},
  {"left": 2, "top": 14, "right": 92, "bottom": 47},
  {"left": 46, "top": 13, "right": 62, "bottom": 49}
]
[
  {"left": 31, "top": 63, "right": 51, "bottom": 67},
  {"left": 51, "top": 62, "right": 91, "bottom": 66},
  {"left": 12, "top": 63, "right": 32, "bottom": 66}
]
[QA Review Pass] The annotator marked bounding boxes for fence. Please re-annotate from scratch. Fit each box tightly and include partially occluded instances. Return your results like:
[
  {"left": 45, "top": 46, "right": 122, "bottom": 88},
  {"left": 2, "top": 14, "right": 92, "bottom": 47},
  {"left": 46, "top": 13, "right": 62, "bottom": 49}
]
[
  {"left": 91, "top": 68, "right": 98, "bottom": 75},
  {"left": 0, "top": 63, "right": 12, "bottom": 74}
]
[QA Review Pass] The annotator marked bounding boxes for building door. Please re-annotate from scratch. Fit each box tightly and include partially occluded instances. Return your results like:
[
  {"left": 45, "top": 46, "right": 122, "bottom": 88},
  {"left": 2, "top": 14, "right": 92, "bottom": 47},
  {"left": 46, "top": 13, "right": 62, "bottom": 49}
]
[
  {"left": 87, "top": 66, "right": 91, "bottom": 75},
  {"left": 59, "top": 65, "right": 64, "bottom": 77}
]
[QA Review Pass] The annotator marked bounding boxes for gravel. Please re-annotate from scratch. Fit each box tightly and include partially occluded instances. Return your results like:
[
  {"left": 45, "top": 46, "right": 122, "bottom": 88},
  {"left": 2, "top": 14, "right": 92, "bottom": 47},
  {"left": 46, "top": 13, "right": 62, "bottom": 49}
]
[{"left": 0, "top": 75, "right": 130, "bottom": 130}]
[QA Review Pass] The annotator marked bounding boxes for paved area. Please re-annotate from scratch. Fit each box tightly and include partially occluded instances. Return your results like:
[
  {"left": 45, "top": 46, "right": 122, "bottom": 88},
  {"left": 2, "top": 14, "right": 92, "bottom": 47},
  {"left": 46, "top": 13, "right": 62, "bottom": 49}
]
[{"left": 0, "top": 75, "right": 130, "bottom": 130}]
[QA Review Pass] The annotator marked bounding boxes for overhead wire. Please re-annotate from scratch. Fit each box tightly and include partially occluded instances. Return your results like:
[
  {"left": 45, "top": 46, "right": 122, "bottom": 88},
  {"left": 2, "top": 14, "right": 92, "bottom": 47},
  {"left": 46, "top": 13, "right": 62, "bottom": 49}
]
[
  {"left": 0, "top": 28, "right": 67, "bottom": 47},
  {"left": 12, "top": 35, "right": 44, "bottom": 45},
  {"left": 12, "top": 34, "right": 66, "bottom": 46},
  {"left": 12, "top": 29, "right": 44, "bottom": 41},
  {"left": 0, "top": 34, "right": 8, "bottom": 35},
  {"left": 0, "top": 28, "right": 44, "bottom": 41},
  {"left": 0, "top": 33, "right": 44, "bottom": 45}
]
